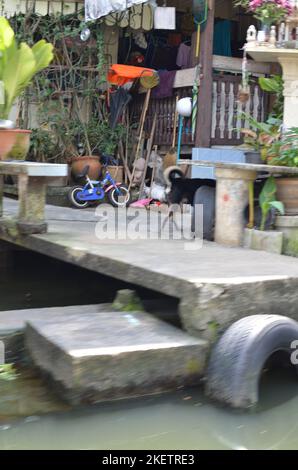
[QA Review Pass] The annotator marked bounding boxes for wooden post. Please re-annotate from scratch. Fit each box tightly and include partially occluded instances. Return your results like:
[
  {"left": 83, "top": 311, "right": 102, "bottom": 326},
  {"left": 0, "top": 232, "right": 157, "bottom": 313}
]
[
  {"left": 195, "top": 0, "right": 215, "bottom": 148},
  {"left": 17, "top": 175, "right": 48, "bottom": 234}
]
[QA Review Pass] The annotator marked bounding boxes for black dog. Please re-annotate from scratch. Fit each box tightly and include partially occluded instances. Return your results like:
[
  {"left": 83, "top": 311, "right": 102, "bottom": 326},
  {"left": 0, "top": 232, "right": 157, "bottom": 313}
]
[
  {"left": 162, "top": 166, "right": 216, "bottom": 234},
  {"left": 163, "top": 167, "right": 276, "bottom": 236},
  {"left": 163, "top": 166, "right": 215, "bottom": 206}
]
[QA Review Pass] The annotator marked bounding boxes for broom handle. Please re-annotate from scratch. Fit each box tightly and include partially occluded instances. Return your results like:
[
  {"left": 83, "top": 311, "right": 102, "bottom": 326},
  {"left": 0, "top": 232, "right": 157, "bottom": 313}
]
[
  {"left": 129, "top": 88, "right": 151, "bottom": 191},
  {"left": 172, "top": 96, "right": 179, "bottom": 148},
  {"left": 195, "top": 24, "right": 201, "bottom": 58}
]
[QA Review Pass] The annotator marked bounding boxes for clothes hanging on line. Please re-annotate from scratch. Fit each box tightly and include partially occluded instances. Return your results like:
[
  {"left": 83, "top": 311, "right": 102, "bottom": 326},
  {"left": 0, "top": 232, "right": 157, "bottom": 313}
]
[
  {"left": 152, "top": 70, "right": 176, "bottom": 99},
  {"left": 85, "top": 0, "right": 156, "bottom": 21},
  {"left": 176, "top": 43, "right": 192, "bottom": 69}
]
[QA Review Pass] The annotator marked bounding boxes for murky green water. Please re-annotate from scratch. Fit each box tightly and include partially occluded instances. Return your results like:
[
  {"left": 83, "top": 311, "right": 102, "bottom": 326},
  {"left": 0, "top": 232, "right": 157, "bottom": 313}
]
[{"left": 1, "top": 249, "right": 298, "bottom": 450}]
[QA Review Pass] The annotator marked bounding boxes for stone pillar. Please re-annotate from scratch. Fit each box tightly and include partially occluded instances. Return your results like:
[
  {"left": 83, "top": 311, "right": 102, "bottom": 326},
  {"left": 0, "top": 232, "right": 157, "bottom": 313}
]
[
  {"left": 214, "top": 168, "right": 257, "bottom": 247},
  {"left": 279, "top": 57, "right": 298, "bottom": 128},
  {"left": 17, "top": 175, "right": 47, "bottom": 234}
]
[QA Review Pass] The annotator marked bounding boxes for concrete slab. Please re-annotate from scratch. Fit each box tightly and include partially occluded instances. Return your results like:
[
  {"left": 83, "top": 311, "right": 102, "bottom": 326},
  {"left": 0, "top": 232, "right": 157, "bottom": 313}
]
[
  {"left": 0, "top": 304, "right": 110, "bottom": 335},
  {"left": 0, "top": 304, "right": 111, "bottom": 362},
  {"left": 25, "top": 310, "right": 208, "bottom": 404},
  {"left": 2, "top": 198, "right": 298, "bottom": 340}
]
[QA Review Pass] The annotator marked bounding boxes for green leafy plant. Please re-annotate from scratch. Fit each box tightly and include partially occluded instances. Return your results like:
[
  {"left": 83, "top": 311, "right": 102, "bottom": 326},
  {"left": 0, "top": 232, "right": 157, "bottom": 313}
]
[
  {"left": 259, "top": 176, "right": 284, "bottom": 231},
  {"left": 268, "top": 127, "right": 298, "bottom": 167},
  {"left": 28, "top": 127, "right": 61, "bottom": 162},
  {"left": 258, "top": 75, "right": 284, "bottom": 120},
  {"left": 0, "top": 16, "right": 53, "bottom": 120},
  {"left": 239, "top": 113, "right": 282, "bottom": 161},
  {"left": 53, "top": 116, "right": 125, "bottom": 158},
  {"left": 84, "top": 119, "right": 126, "bottom": 156}
]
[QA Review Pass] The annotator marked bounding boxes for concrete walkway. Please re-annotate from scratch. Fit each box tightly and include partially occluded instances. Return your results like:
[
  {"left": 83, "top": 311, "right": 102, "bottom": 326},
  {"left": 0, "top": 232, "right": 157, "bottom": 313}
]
[{"left": 2, "top": 198, "right": 298, "bottom": 339}]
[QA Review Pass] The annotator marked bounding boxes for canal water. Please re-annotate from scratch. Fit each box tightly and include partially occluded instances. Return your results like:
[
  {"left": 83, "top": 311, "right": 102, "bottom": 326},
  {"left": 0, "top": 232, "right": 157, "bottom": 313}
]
[{"left": 1, "top": 249, "right": 298, "bottom": 450}]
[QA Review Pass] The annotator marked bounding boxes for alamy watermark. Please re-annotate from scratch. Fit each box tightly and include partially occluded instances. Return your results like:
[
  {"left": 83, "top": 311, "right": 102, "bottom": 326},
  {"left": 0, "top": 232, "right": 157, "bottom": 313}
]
[
  {"left": 0, "top": 341, "right": 4, "bottom": 364},
  {"left": 291, "top": 340, "right": 298, "bottom": 365},
  {"left": 94, "top": 203, "right": 204, "bottom": 251}
]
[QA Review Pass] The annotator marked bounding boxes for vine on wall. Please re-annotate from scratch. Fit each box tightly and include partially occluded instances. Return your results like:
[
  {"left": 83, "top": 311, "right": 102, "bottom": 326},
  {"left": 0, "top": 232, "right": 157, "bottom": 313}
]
[{"left": 10, "top": 11, "right": 121, "bottom": 162}]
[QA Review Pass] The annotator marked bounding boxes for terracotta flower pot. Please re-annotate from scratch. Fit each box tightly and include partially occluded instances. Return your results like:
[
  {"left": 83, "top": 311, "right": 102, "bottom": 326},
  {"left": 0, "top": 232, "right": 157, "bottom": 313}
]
[
  {"left": 69, "top": 155, "right": 102, "bottom": 180},
  {"left": 276, "top": 177, "right": 298, "bottom": 215},
  {"left": 106, "top": 165, "right": 124, "bottom": 183},
  {"left": 0, "top": 129, "right": 31, "bottom": 161}
]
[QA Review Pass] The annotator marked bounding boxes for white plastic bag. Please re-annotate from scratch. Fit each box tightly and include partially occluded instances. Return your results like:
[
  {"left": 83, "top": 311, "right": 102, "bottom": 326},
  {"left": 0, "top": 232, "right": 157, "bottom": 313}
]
[{"left": 85, "top": 0, "right": 156, "bottom": 22}]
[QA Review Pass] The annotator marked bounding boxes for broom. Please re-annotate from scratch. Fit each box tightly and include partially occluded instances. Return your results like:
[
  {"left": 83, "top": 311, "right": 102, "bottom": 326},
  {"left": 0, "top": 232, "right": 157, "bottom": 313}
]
[
  {"left": 163, "top": 96, "right": 179, "bottom": 171},
  {"left": 193, "top": 0, "right": 208, "bottom": 58}
]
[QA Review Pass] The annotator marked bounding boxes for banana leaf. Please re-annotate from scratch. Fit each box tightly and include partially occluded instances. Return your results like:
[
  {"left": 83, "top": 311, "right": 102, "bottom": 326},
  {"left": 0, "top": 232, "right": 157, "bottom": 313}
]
[{"left": 0, "top": 17, "right": 53, "bottom": 120}]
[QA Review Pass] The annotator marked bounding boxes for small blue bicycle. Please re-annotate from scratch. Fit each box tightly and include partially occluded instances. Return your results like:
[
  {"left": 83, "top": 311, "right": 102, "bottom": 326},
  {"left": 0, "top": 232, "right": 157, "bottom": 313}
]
[{"left": 68, "top": 158, "right": 131, "bottom": 209}]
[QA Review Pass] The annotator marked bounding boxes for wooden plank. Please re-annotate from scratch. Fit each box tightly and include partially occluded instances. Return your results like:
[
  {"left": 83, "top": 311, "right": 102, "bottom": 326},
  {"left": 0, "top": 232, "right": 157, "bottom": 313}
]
[
  {"left": 213, "top": 55, "right": 271, "bottom": 75},
  {"left": 173, "top": 54, "right": 270, "bottom": 88},
  {"left": 173, "top": 68, "right": 196, "bottom": 88},
  {"left": 195, "top": 0, "right": 215, "bottom": 148}
]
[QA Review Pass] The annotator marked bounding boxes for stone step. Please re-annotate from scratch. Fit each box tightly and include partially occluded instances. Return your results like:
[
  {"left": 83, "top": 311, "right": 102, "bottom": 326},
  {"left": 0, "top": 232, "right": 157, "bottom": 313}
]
[{"left": 25, "top": 309, "right": 208, "bottom": 404}]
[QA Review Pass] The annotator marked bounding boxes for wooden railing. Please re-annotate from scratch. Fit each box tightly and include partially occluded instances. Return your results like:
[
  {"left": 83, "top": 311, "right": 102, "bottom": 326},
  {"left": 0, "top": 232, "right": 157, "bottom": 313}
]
[
  {"left": 131, "top": 71, "right": 269, "bottom": 148},
  {"left": 211, "top": 74, "right": 268, "bottom": 146}
]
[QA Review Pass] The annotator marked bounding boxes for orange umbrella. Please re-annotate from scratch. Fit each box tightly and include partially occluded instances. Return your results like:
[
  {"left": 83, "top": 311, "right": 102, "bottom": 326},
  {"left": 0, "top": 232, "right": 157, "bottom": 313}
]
[{"left": 107, "top": 64, "right": 156, "bottom": 86}]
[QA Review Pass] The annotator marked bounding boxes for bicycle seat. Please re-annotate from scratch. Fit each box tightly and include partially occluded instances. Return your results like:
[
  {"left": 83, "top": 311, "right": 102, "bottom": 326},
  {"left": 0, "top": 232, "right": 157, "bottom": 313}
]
[{"left": 77, "top": 165, "right": 90, "bottom": 179}]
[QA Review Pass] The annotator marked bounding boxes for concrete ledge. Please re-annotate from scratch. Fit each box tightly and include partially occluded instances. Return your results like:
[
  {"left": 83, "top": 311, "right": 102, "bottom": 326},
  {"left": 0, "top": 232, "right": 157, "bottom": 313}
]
[
  {"left": 243, "top": 228, "right": 283, "bottom": 255},
  {"left": 276, "top": 215, "right": 298, "bottom": 257},
  {"left": 4, "top": 184, "right": 70, "bottom": 207},
  {"left": 25, "top": 310, "right": 208, "bottom": 404}
]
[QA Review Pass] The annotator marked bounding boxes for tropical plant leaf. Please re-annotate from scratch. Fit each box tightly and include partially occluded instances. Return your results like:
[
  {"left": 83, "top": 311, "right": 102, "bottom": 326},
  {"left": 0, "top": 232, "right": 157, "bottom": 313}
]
[
  {"left": 259, "top": 176, "right": 277, "bottom": 207},
  {"left": 269, "top": 200, "right": 285, "bottom": 215},
  {"left": 0, "top": 17, "right": 53, "bottom": 119},
  {"left": 2, "top": 43, "right": 36, "bottom": 118},
  {"left": 0, "top": 16, "right": 14, "bottom": 50},
  {"left": 32, "top": 40, "right": 54, "bottom": 73},
  {"left": 259, "top": 76, "right": 282, "bottom": 93}
]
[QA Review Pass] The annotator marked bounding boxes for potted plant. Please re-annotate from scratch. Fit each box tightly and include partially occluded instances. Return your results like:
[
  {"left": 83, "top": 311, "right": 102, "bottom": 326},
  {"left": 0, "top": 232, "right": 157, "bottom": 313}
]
[
  {"left": 239, "top": 114, "right": 282, "bottom": 163},
  {"left": 0, "top": 17, "right": 53, "bottom": 160},
  {"left": 244, "top": 176, "right": 285, "bottom": 254},
  {"left": 268, "top": 127, "right": 298, "bottom": 214},
  {"left": 234, "top": 0, "right": 293, "bottom": 39},
  {"left": 65, "top": 118, "right": 125, "bottom": 181}
]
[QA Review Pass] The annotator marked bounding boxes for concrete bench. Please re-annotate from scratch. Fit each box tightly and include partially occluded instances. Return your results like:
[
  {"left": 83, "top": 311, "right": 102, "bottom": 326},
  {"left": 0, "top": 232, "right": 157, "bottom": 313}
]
[
  {"left": 0, "top": 161, "right": 68, "bottom": 234},
  {"left": 179, "top": 160, "right": 298, "bottom": 247}
]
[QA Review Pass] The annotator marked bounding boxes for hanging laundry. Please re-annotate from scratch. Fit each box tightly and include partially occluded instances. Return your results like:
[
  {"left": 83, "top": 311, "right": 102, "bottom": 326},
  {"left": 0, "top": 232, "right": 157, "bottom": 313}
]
[
  {"left": 152, "top": 70, "right": 176, "bottom": 99},
  {"left": 152, "top": 46, "right": 178, "bottom": 71},
  {"left": 213, "top": 19, "right": 232, "bottom": 57},
  {"left": 85, "top": 0, "right": 156, "bottom": 22},
  {"left": 133, "top": 31, "right": 148, "bottom": 49},
  {"left": 176, "top": 43, "right": 192, "bottom": 70}
]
